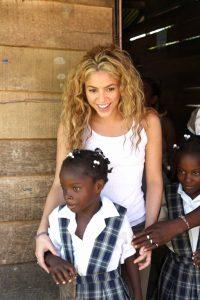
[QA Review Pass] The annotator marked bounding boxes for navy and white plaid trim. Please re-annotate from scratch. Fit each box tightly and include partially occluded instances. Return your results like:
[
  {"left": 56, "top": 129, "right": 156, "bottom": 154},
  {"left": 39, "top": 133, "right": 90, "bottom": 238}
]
[
  {"left": 58, "top": 205, "right": 74, "bottom": 264},
  {"left": 87, "top": 204, "right": 127, "bottom": 274},
  {"left": 76, "top": 270, "right": 130, "bottom": 299},
  {"left": 158, "top": 183, "right": 200, "bottom": 299},
  {"left": 58, "top": 202, "right": 130, "bottom": 299}
]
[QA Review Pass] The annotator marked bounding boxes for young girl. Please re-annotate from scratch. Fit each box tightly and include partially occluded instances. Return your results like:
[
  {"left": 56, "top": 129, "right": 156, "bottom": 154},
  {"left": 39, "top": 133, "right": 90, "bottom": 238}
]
[
  {"left": 45, "top": 148, "right": 142, "bottom": 300},
  {"left": 158, "top": 135, "right": 200, "bottom": 299},
  {"left": 35, "top": 45, "right": 162, "bottom": 292}
]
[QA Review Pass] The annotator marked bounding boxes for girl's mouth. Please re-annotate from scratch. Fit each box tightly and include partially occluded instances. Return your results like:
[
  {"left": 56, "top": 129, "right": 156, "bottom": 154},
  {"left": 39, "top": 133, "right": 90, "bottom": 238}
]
[{"left": 66, "top": 202, "right": 76, "bottom": 208}]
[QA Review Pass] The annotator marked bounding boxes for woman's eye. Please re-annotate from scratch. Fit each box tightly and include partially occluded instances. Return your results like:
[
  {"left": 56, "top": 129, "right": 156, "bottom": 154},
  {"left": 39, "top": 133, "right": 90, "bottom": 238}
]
[
  {"left": 107, "top": 87, "right": 115, "bottom": 92},
  {"left": 73, "top": 186, "right": 81, "bottom": 192},
  {"left": 88, "top": 89, "right": 96, "bottom": 93}
]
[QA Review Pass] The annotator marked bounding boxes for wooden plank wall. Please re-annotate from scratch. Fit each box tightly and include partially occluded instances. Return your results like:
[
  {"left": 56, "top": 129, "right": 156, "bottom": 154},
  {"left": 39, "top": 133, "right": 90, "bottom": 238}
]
[
  {"left": 123, "top": 1, "right": 200, "bottom": 136},
  {"left": 0, "top": 0, "right": 114, "bottom": 298}
]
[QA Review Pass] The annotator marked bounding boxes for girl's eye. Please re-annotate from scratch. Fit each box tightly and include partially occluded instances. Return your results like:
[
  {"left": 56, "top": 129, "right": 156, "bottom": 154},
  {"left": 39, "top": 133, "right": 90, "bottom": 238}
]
[
  {"left": 177, "top": 169, "right": 185, "bottom": 175},
  {"left": 73, "top": 186, "right": 81, "bottom": 192},
  {"left": 193, "top": 171, "right": 200, "bottom": 176}
]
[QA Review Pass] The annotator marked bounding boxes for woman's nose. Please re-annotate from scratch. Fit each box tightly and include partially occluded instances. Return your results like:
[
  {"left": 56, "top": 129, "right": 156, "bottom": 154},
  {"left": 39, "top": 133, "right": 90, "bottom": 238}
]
[{"left": 98, "top": 91, "right": 107, "bottom": 103}]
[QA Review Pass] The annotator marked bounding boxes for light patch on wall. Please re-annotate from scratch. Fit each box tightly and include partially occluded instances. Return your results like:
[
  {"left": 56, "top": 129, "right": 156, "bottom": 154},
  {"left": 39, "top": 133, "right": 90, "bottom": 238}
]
[
  {"left": 11, "top": 149, "right": 22, "bottom": 159},
  {"left": 54, "top": 57, "right": 66, "bottom": 65},
  {"left": 57, "top": 73, "right": 66, "bottom": 80}
]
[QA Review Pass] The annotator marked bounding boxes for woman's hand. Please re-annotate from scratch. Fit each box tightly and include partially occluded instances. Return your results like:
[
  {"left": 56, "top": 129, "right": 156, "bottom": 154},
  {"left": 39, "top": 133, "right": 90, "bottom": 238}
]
[
  {"left": 45, "top": 252, "right": 77, "bottom": 285},
  {"left": 35, "top": 234, "right": 58, "bottom": 273},
  {"left": 132, "top": 219, "right": 186, "bottom": 251},
  {"left": 133, "top": 247, "right": 151, "bottom": 270},
  {"left": 193, "top": 250, "right": 200, "bottom": 268}
]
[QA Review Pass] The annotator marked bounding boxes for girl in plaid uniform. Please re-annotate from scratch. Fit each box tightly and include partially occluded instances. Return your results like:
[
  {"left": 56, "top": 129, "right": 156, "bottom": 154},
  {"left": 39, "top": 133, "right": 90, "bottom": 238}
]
[
  {"left": 158, "top": 135, "right": 200, "bottom": 300},
  {"left": 45, "top": 148, "right": 142, "bottom": 300}
]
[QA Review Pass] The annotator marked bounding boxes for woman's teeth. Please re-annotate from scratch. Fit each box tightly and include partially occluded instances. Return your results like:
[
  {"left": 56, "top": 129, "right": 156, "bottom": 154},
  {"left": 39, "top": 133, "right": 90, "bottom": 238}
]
[{"left": 98, "top": 104, "right": 109, "bottom": 109}]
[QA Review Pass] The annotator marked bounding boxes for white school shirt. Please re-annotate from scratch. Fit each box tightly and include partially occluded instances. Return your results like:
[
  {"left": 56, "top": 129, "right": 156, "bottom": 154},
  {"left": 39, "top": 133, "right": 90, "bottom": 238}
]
[
  {"left": 178, "top": 184, "right": 200, "bottom": 252},
  {"left": 159, "top": 184, "right": 200, "bottom": 252},
  {"left": 48, "top": 197, "right": 136, "bottom": 276},
  {"left": 84, "top": 127, "right": 147, "bottom": 226}
]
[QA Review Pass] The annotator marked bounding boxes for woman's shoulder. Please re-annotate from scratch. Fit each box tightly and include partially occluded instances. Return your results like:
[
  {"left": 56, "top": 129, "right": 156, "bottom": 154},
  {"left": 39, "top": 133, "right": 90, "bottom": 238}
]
[
  {"left": 142, "top": 108, "right": 160, "bottom": 128},
  {"left": 141, "top": 109, "right": 161, "bottom": 139}
]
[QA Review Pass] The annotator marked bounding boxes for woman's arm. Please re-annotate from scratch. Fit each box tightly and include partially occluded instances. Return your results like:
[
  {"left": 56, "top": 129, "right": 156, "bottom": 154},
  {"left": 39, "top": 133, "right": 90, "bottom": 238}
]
[
  {"left": 35, "top": 123, "right": 69, "bottom": 272},
  {"left": 144, "top": 111, "right": 163, "bottom": 227},
  {"left": 134, "top": 112, "right": 163, "bottom": 268}
]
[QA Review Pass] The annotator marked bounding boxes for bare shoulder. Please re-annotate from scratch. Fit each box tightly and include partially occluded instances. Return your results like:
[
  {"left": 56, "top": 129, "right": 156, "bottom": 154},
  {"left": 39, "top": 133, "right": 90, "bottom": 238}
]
[{"left": 142, "top": 109, "right": 161, "bottom": 132}]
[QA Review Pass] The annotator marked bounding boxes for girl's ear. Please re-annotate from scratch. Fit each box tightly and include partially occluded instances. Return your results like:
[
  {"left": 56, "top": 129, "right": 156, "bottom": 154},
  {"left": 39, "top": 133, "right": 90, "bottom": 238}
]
[{"left": 95, "top": 179, "right": 105, "bottom": 193}]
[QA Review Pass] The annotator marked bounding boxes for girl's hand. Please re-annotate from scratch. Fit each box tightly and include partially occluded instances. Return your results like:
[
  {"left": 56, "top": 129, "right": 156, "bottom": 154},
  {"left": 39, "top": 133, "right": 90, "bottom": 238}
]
[
  {"left": 35, "top": 234, "right": 58, "bottom": 273},
  {"left": 132, "top": 219, "right": 185, "bottom": 251},
  {"left": 193, "top": 250, "right": 200, "bottom": 268},
  {"left": 133, "top": 247, "right": 151, "bottom": 270},
  {"left": 45, "top": 253, "right": 77, "bottom": 285}
]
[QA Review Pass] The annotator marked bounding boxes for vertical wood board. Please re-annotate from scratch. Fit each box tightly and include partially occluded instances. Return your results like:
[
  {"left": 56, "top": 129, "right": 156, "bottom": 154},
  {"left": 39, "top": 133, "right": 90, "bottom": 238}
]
[
  {"left": 0, "top": 101, "right": 62, "bottom": 138},
  {"left": 0, "top": 91, "right": 61, "bottom": 103},
  {"left": 0, "top": 1, "right": 112, "bottom": 49},
  {"left": 0, "top": 140, "right": 56, "bottom": 176},
  {"left": 0, "top": 175, "right": 54, "bottom": 222},
  {"left": 0, "top": 221, "right": 39, "bottom": 264},
  {"left": 0, "top": 47, "right": 85, "bottom": 92},
  {"left": 36, "top": 0, "right": 114, "bottom": 7},
  {"left": 0, "top": 262, "right": 61, "bottom": 300}
]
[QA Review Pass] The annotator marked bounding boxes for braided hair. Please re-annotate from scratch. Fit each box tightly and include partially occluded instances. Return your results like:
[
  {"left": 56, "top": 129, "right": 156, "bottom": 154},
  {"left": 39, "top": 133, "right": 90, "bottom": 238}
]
[
  {"left": 173, "top": 135, "right": 200, "bottom": 176},
  {"left": 60, "top": 148, "right": 112, "bottom": 183}
]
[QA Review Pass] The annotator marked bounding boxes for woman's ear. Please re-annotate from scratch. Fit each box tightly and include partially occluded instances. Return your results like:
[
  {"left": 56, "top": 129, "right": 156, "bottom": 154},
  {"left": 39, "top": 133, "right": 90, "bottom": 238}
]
[{"left": 95, "top": 179, "right": 105, "bottom": 193}]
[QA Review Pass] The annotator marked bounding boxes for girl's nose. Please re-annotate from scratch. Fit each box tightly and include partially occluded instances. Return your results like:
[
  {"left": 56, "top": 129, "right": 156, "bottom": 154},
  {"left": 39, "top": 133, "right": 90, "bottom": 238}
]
[{"left": 184, "top": 173, "right": 192, "bottom": 184}]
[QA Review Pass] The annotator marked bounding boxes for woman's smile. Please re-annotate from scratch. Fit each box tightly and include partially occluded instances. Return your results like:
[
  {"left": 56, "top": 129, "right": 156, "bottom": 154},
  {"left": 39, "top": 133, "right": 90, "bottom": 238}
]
[{"left": 85, "top": 71, "right": 121, "bottom": 119}]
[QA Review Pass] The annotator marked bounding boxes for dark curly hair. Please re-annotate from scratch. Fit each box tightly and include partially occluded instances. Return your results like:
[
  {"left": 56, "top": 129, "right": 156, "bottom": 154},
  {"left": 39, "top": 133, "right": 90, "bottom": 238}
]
[
  {"left": 60, "top": 148, "right": 112, "bottom": 183},
  {"left": 174, "top": 135, "right": 200, "bottom": 169}
]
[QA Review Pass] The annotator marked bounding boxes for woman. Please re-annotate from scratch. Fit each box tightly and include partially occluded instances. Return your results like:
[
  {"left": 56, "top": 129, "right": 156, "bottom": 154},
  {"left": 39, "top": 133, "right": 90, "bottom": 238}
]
[{"left": 35, "top": 45, "right": 163, "bottom": 295}]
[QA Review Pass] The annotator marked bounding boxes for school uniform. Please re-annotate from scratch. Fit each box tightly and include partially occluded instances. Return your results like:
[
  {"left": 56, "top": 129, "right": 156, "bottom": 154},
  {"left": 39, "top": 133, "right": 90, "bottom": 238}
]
[
  {"left": 48, "top": 196, "right": 135, "bottom": 300},
  {"left": 158, "top": 183, "right": 200, "bottom": 300}
]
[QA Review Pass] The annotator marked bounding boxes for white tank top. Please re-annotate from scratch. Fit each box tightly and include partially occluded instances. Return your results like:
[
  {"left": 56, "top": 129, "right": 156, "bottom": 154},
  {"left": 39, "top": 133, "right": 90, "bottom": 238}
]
[{"left": 84, "top": 127, "right": 147, "bottom": 226}]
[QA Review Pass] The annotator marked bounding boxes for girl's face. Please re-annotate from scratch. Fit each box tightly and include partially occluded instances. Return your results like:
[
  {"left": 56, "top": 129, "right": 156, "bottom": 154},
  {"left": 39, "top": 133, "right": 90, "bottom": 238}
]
[
  {"left": 85, "top": 71, "right": 121, "bottom": 120},
  {"left": 60, "top": 168, "right": 104, "bottom": 214},
  {"left": 177, "top": 154, "right": 200, "bottom": 199}
]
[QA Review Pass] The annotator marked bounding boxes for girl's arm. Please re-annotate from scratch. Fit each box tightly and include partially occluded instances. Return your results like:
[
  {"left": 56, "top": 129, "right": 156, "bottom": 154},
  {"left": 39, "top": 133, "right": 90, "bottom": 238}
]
[
  {"left": 125, "top": 255, "right": 142, "bottom": 300},
  {"left": 132, "top": 206, "right": 200, "bottom": 250},
  {"left": 35, "top": 123, "right": 69, "bottom": 272},
  {"left": 144, "top": 111, "right": 163, "bottom": 227}
]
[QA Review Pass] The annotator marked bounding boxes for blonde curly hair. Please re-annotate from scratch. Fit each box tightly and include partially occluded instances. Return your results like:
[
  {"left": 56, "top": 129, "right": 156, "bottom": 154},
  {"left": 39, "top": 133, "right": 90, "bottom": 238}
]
[{"left": 61, "top": 44, "right": 145, "bottom": 149}]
